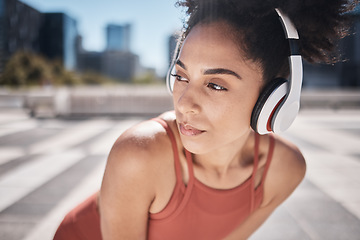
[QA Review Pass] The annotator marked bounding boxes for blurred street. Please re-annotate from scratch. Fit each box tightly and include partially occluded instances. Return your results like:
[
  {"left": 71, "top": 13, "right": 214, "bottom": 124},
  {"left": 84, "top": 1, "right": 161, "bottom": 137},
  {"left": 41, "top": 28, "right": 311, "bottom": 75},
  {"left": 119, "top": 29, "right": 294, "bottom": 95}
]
[{"left": 0, "top": 107, "right": 360, "bottom": 240}]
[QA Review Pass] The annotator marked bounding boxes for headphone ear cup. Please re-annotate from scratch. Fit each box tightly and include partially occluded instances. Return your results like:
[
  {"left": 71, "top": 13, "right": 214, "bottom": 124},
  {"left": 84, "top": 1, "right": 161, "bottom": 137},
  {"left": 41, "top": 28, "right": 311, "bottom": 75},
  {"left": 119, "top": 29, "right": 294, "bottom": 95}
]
[
  {"left": 251, "top": 77, "right": 288, "bottom": 134},
  {"left": 167, "top": 40, "right": 182, "bottom": 94},
  {"left": 166, "top": 63, "right": 176, "bottom": 94}
]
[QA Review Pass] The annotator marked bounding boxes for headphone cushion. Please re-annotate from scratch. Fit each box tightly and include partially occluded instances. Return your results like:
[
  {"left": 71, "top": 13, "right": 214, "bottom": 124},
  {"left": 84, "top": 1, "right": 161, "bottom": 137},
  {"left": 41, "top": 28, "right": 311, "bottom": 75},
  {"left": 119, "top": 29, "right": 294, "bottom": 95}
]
[{"left": 251, "top": 77, "right": 288, "bottom": 132}]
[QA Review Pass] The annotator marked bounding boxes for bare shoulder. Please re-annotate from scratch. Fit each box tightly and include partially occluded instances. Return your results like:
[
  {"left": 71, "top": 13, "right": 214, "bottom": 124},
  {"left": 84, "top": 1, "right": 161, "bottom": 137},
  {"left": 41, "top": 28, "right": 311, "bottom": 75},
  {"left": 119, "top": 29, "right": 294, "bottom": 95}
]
[
  {"left": 104, "top": 117, "right": 173, "bottom": 185},
  {"left": 223, "top": 135, "right": 306, "bottom": 239},
  {"left": 262, "top": 134, "right": 306, "bottom": 206},
  {"left": 272, "top": 134, "right": 306, "bottom": 178},
  {"left": 100, "top": 116, "right": 177, "bottom": 206},
  {"left": 99, "top": 116, "right": 175, "bottom": 238}
]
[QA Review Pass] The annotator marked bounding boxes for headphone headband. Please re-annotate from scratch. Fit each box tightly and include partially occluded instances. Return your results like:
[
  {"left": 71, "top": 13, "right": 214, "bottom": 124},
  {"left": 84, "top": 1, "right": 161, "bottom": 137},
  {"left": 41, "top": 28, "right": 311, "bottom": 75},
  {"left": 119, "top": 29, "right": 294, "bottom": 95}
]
[
  {"left": 270, "top": 8, "right": 303, "bottom": 134},
  {"left": 275, "top": 8, "right": 299, "bottom": 39}
]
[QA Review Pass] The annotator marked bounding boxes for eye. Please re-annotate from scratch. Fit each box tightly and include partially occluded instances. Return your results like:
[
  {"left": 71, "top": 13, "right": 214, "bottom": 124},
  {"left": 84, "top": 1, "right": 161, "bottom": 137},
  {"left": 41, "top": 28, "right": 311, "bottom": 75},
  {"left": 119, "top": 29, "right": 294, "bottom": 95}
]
[
  {"left": 171, "top": 74, "right": 188, "bottom": 82},
  {"left": 207, "top": 82, "right": 227, "bottom": 91}
]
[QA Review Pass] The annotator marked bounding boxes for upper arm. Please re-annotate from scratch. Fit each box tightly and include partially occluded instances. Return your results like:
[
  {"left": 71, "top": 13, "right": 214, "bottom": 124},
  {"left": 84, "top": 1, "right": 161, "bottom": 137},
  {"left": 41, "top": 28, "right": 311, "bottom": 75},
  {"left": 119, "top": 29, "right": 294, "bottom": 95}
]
[
  {"left": 99, "top": 124, "right": 162, "bottom": 240},
  {"left": 224, "top": 136, "right": 306, "bottom": 240}
]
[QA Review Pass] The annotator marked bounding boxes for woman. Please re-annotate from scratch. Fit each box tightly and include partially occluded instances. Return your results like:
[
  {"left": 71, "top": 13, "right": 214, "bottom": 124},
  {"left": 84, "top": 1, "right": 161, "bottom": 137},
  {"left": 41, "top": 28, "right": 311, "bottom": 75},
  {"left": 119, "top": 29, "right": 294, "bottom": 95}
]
[{"left": 54, "top": 0, "right": 357, "bottom": 239}]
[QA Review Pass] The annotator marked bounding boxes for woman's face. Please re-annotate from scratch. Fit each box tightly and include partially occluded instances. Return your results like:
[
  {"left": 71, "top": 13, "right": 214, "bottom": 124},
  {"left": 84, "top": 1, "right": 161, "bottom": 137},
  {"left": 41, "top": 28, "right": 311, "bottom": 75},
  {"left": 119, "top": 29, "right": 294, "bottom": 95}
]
[{"left": 173, "top": 21, "right": 263, "bottom": 154}]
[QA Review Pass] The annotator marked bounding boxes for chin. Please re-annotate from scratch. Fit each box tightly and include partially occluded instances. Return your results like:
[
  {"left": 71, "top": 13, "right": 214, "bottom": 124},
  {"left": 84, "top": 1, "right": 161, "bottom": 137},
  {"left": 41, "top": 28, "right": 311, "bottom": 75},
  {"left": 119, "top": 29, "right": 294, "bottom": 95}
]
[{"left": 181, "top": 137, "right": 212, "bottom": 155}]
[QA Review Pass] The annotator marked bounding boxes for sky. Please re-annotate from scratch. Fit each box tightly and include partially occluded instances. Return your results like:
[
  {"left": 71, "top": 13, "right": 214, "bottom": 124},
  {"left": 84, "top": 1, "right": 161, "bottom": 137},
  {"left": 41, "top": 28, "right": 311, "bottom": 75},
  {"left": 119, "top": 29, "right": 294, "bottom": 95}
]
[{"left": 20, "top": 0, "right": 184, "bottom": 76}]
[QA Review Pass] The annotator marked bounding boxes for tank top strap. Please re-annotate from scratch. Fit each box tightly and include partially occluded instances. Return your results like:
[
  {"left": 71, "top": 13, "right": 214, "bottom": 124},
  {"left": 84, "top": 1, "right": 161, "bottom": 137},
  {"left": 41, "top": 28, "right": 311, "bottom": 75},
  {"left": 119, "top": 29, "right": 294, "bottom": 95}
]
[{"left": 151, "top": 118, "right": 183, "bottom": 183}]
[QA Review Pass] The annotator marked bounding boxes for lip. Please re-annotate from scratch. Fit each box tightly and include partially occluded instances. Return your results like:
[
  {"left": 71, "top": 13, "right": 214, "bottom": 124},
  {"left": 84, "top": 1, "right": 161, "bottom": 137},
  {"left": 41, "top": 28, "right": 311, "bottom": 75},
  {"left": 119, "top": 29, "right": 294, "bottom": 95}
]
[{"left": 179, "top": 123, "right": 205, "bottom": 136}]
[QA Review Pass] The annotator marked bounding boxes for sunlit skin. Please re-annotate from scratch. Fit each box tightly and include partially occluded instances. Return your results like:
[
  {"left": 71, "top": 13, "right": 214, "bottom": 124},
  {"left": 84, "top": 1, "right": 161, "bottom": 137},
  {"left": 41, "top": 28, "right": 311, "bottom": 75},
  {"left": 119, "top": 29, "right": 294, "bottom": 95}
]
[
  {"left": 99, "top": 20, "right": 306, "bottom": 240},
  {"left": 172, "top": 21, "right": 264, "bottom": 181}
]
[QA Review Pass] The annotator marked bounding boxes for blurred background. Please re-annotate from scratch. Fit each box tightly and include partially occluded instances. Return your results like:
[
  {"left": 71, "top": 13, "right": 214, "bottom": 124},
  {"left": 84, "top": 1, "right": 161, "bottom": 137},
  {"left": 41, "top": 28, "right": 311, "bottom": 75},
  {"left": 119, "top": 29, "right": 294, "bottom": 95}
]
[{"left": 0, "top": 0, "right": 360, "bottom": 239}]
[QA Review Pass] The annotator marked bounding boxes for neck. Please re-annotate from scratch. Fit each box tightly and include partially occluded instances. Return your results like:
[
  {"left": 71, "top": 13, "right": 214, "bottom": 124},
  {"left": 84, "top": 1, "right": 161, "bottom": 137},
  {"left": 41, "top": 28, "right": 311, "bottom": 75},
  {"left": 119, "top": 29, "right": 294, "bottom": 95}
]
[{"left": 192, "top": 130, "right": 254, "bottom": 178}]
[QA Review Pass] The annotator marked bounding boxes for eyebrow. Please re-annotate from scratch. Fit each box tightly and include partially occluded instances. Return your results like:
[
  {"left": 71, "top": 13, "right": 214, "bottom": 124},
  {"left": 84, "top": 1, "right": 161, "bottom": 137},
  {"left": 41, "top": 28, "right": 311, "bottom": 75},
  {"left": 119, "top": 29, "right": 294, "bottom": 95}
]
[
  {"left": 204, "top": 68, "right": 242, "bottom": 80},
  {"left": 175, "top": 59, "right": 187, "bottom": 70},
  {"left": 175, "top": 59, "right": 242, "bottom": 80}
]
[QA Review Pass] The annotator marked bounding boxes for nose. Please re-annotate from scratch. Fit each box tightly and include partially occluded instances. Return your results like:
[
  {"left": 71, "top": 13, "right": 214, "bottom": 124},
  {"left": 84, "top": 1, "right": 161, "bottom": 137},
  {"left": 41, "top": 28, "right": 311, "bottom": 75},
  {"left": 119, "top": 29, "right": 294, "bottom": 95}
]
[{"left": 174, "top": 84, "right": 201, "bottom": 115}]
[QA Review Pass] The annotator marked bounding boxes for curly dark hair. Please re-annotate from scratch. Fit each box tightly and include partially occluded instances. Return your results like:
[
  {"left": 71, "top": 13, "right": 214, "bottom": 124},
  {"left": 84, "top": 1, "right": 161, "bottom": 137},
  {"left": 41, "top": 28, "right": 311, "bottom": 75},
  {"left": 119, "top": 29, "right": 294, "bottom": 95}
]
[{"left": 175, "top": 0, "right": 359, "bottom": 82}]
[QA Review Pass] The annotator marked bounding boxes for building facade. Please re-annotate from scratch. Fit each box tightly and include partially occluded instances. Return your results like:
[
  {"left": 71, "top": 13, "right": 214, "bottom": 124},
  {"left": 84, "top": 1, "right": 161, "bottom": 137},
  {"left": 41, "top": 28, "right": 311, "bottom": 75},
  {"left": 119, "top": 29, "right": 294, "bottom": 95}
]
[
  {"left": 1, "top": 0, "right": 143, "bottom": 83},
  {"left": 0, "top": 0, "right": 43, "bottom": 73},
  {"left": 77, "top": 22, "right": 140, "bottom": 81},
  {"left": 102, "top": 50, "right": 139, "bottom": 82},
  {"left": 40, "top": 13, "right": 78, "bottom": 71},
  {"left": 0, "top": 0, "right": 78, "bottom": 74},
  {"left": 77, "top": 51, "right": 103, "bottom": 74},
  {"left": 106, "top": 23, "right": 131, "bottom": 52}
]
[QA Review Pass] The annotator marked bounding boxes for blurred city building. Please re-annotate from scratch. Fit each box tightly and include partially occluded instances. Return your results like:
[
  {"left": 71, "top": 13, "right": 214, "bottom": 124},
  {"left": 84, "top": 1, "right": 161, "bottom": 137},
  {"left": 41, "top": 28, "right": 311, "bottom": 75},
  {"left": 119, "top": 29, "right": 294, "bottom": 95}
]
[
  {"left": 106, "top": 23, "right": 131, "bottom": 52},
  {"left": 40, "top": 12, "right": 78, "bottom": 71},
  {"left": 0, "top": 0, "right": 153, "bottom": 83},
  {"left": 76, "top": 51, "right": 103, "bottom": 74},
  {"left": 101, "top": 50, "right": 139, "bottom": 82},
  {"left": 96, "top": 23, "right": 138, "bottom": 81},
  {"left": 0, "top": 0, "right": 43, "bottom": 73},
  {"left": 0, "top": 0, "right": 78, "bottom": 73},
  {"left": 76, "top": 22, "right": 143, "bottom": 82}
]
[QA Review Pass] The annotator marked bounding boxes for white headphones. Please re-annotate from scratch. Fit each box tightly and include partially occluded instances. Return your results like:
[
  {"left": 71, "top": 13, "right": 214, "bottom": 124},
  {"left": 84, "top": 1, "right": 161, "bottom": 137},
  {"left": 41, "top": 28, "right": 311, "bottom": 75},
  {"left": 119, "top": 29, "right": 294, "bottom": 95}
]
[{"left": 166, "top": 8, "right": 303, "bottom": 135}]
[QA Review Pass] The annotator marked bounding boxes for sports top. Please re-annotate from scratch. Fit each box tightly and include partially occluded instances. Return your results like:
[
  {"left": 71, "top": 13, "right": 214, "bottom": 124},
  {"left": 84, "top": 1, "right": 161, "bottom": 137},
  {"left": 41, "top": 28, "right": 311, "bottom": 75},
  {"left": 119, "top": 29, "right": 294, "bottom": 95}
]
[{"left": 148, "top": 118, "right": 275, "bottom": 240}]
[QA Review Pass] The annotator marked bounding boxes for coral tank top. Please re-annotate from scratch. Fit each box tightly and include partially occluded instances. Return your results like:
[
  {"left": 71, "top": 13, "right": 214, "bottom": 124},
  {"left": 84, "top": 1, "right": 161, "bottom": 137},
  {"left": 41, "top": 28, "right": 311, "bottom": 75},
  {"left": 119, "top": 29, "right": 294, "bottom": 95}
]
[{"left": 148, "top": 118, "right": 274, "bottom": 240}]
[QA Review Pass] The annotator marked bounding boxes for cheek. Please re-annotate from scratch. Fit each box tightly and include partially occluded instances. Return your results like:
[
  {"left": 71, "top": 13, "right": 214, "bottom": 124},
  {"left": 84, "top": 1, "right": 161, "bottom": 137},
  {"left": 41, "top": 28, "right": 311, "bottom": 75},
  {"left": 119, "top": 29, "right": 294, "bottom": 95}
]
[
  {"left": 207, "top": 93, "right": 256, "bottom": 124},
  {"left": 172, "top": 88, "right": 182, "bottom": 108},
  {"left": 210, "top": 102, "right": 254, "bottom": 143}
]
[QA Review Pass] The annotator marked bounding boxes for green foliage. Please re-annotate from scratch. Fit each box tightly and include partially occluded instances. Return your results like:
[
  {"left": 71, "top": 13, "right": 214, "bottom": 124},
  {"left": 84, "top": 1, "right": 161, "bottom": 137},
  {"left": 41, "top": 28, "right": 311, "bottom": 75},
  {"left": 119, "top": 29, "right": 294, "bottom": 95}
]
[
  {"left": 80, "top": 71, "right": 117, "bottom": 85},
  {"left": 0, "top": 51, "right": 112, "bottom": 88},
  {"left": 0, "top": 51, "right": 52, "bottom": 87},
  {"left": 50, "top": 60, "right": 81, "bottom": 86},
  {"left": 0, "top": 51, "right": 162, "bottom": 88}
]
